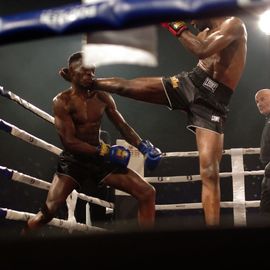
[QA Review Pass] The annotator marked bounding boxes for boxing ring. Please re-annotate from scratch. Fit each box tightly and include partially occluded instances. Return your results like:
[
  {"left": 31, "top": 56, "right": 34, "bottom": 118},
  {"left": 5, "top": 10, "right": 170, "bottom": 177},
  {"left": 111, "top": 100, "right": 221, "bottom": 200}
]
[
  {"left": 0, "top": 0, "right": 270, "bottom": 233},
  {"left": 0, "top": 85, "right": 264, "bottom": 231},
  {"left": 118, "top": 140, "right": 263, "bottom": 226}
]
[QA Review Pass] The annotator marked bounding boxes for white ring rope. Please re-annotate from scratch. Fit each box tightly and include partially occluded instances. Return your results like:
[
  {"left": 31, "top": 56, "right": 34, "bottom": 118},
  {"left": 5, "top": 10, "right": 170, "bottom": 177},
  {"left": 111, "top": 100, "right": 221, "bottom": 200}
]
[
  {"left": 155, "top": 201, "right": 260, "bottom": 211},
  {"left": 0, "top": 166, "right": 114, "bottom": 209},
  {"left": 0, "top": 86, "right": 55, "bottom": 124},
  {"left": 164, "top": 147, "right": 260, "bottom": 158},
  {"left": 146, "top": 170, "right": 265, "bottom": 183},
  {"left": 0, "top": 118, "right": 62, "bottom": 155},
  {"left": 0, "top": 208, "right": 106, "bottom": 233}
]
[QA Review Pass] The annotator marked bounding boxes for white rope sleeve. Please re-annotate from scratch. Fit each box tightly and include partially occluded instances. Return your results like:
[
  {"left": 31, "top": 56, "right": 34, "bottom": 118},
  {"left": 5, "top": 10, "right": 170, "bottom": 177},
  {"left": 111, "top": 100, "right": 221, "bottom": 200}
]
[
  {"left": 155, "top": 200, "right": 260, "bottom": 211},
  {"left": 86, "top": 202, "right": 92, "bottom": 226},
  {"left": 0, "top": 208, "right": 106, "bottom": 232},
  {"left": 12, "top": 169, "right": 51, "bottom": 190},
  {"left": 0, "top": 86, "right": 54, "bottom": 124},
  {"left": 164, "top": 148, "right": 260, "bottom": 158},
  {"left": 66, "top": 190, "right": 78, "bottom": 224},
  {"left": 145, "top": 170, "right": 264, "bottom": 184},
  {"left": 231, "top": 148, "right": 247, "bottom": 226},
  {"left": 77, "top": 192, "right": 114, "bottom": 209},
  {"left": 0, "top": 119, "right": 62, "bottom": 155},
  {"left": 0, "top": 165, "right": 114, "bottom": 209}
]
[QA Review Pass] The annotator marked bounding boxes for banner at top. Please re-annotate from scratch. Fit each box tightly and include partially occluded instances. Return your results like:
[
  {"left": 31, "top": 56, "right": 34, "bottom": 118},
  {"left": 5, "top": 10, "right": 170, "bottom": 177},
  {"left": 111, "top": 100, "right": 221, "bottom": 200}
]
[{"left": 0, "top": 0, "right": 269, "bottom": 45}]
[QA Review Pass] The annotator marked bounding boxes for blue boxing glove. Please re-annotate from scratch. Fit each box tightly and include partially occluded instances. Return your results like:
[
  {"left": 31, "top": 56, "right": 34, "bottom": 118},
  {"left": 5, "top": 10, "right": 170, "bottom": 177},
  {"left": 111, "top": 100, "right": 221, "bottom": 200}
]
[
  {"left": 109, "top": 145, "right": 131, "bottom": 167},
  {"left": 138, "top": 139, "right": 162, "bottom": 170},
  {"left": 98, "top": 142, "right": 131, "bottom": 167}
]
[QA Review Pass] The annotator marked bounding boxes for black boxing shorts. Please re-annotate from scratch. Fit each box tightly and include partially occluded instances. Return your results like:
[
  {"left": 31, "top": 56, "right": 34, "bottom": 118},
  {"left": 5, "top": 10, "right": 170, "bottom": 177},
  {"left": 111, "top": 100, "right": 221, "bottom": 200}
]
[
  {"left": 260, "top": 162, "right": 270, "bottom": 213},
  {"left": 161, "top": 66, "right": 233, "bottom": 134},
  {"left": 56, "top": 150, "right": 127, "bottom": 190}
]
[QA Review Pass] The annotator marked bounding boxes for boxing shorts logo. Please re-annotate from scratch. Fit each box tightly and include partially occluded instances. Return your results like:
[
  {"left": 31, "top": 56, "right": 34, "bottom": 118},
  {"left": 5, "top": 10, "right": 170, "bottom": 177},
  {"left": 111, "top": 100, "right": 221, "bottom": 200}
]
[
  {"left": 211, "top": 115, "right": 220, "bottom": 122},
  {"left": 170, "top": 76, "right": 179, "bottom": 89},
  {"left": 203, "top": 77, "right": 218, "bottom": 93}
]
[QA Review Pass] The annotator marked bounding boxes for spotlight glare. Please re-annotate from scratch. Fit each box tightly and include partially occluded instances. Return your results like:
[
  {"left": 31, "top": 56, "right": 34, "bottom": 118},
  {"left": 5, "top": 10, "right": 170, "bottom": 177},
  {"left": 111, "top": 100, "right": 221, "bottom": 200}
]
[{"left": 258, "top": 10, "right": 270, "bottom": 35}]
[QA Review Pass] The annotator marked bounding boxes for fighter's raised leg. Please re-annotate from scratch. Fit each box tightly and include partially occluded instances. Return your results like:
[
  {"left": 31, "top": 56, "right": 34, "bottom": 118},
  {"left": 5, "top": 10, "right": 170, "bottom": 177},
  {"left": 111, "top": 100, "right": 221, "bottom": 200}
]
[{"left": 93, "top": 77, "right": 169, "bottom": 105}]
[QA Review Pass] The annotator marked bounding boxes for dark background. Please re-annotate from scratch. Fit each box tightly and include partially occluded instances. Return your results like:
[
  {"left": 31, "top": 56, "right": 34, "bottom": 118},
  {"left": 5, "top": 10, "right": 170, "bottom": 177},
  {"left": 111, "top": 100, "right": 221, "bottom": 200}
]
[{"left": 0, "top": 0, "right": 269, "bottom": 232}]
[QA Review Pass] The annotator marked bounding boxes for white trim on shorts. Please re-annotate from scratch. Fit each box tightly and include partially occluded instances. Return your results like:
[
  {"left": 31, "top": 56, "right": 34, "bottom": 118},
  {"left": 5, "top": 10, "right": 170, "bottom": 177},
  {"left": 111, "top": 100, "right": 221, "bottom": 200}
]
[
  {"left": 187, "top": 125, "right": 223, "bottom": 135},
  {"left": 161, "top": 77, "right": 173, "bottom": 110}
]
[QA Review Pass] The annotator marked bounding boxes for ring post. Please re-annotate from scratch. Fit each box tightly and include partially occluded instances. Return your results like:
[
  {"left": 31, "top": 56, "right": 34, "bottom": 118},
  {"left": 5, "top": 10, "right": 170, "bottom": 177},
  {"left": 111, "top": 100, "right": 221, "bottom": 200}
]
[{"left": 231, "top": 148, "right": 247, "bottom": 226}]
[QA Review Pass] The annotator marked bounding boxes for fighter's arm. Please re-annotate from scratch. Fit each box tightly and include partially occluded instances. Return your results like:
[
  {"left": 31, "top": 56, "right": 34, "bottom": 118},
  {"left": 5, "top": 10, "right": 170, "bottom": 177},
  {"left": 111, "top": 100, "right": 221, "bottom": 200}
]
[
  {"left": 177, "top": 18, "right": 245, "bottom": 59},
  {"left": 102, "top": 92, "right": 142, "bottom": 147},
  {"left": 53, "top": 94, "right": 99, "bottom": 155},
  {"left": 103, "top": 93, "right": 162, "bottom": 169}
]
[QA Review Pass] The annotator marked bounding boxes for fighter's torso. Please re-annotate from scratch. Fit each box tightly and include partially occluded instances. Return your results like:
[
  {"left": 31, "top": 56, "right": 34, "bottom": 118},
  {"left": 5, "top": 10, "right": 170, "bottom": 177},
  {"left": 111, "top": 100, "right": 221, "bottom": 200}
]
[
  {"left": 197, "top": 26, "right": 247, "bottom": 90},
  {"left": 62, "top": 90, "right": 107, "bottom": 145}
]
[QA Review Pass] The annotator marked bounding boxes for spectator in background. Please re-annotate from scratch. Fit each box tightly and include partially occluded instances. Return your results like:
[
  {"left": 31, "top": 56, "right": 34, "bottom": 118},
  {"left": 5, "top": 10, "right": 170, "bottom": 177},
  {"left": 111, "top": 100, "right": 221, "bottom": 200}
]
[{"left": 255, "top": 88, "right": 270, "bottom": 217}]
